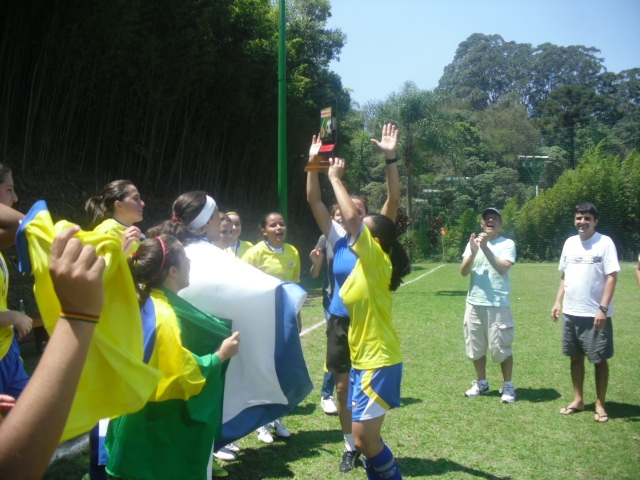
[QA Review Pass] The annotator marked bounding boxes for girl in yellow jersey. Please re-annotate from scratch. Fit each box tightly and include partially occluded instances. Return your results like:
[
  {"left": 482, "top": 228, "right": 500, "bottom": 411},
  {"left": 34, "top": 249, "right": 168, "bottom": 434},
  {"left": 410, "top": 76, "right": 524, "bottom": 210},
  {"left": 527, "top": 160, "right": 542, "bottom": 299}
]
[
  {"left": 327, "top": 158, "right": 410, "bottom": 480},
  {"left": 0, "top": 164, "right": 32, "bottom": 401},
  {"left": 241, "top": 211, "right": 300, "bottom": 443},
  {"left": 84, "top": 179, "right": 145, "bottom": 480},
  {"left": 225, "top": 211, "right": 253, "bottom": 258},
  {"left": 85, "top": 179, "right": 145, "bottom": 254}
]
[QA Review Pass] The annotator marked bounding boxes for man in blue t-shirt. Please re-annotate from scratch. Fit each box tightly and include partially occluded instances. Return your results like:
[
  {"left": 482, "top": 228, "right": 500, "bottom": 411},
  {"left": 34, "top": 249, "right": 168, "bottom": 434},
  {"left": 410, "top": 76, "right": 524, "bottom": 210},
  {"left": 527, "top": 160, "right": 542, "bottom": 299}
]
[{"left": 461, "top": 208, "right": 516, "bottom": 403}]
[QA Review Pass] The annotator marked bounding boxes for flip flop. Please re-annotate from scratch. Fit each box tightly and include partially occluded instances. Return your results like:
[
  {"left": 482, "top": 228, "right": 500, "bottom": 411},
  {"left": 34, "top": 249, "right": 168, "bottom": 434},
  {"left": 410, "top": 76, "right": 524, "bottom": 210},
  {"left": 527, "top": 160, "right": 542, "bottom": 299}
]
[
  {"left": 594, "top": 412, "right": 609, "bottom": 423},
  {"left": 560, "top": 406, "right": 584, "bottom": 415}
]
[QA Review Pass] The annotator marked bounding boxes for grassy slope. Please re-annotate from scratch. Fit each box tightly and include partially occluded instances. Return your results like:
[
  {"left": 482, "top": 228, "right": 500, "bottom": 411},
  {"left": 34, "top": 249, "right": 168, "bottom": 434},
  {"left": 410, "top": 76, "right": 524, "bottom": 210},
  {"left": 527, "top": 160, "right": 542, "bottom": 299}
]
[{"left": 41, "top": 262, "right": 640, "bottom": 479}]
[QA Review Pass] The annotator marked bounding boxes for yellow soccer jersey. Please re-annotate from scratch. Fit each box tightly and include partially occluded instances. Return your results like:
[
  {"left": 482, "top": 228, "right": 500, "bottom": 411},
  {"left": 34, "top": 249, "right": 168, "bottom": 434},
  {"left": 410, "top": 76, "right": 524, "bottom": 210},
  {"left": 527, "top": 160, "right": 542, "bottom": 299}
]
[
  {"left": 340, "top": 226, "right": 402, "bottom": 370},
  {"left": 94, "top": 218, "right": 140, "bottom": 253},
  {"left": 241, "top": 241, "right": 300, "bottom": 283},
  {"left": 226, "top": 240, "right": 253, "bottom": 258},
  {"left": 0, "top": 253, "right": 12, "bottom": 359}
]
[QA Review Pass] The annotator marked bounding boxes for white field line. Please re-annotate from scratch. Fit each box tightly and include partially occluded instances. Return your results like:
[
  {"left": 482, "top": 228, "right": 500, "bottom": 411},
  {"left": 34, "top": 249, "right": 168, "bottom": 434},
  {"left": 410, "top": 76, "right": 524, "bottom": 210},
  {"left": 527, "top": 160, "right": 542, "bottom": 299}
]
[{"left": 300, "top": 263, "right": 446, "bottom": 337}]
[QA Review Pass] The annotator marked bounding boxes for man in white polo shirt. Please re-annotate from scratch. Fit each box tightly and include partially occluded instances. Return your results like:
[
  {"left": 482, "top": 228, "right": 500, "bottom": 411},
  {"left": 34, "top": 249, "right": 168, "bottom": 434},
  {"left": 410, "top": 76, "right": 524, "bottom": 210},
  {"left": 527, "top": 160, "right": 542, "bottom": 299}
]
[{"left": 552, "top": 202, "right": 619, "bottom": 423}]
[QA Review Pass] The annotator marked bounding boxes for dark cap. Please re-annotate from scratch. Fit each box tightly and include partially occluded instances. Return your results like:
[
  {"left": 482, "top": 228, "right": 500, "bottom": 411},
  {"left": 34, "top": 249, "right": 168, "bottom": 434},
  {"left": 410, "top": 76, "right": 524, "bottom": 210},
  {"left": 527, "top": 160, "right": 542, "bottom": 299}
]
[{"left": 482, "top": 207, "right": 502, "bottom": 220}]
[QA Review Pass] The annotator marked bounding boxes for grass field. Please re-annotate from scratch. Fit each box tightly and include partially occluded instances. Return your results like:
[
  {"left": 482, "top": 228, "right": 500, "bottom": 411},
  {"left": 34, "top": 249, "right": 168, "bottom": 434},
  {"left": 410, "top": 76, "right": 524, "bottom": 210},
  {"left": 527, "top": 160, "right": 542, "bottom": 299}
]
[{"left": 39, "top": 262, "right": 640, "bottom": 479}]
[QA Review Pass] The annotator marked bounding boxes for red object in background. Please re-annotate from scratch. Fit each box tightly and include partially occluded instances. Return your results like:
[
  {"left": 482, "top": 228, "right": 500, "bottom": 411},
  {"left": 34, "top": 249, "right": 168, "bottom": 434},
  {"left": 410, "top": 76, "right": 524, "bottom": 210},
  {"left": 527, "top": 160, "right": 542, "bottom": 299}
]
[{"left": 441, "top": 227, "right": 446, "bottom": 235}]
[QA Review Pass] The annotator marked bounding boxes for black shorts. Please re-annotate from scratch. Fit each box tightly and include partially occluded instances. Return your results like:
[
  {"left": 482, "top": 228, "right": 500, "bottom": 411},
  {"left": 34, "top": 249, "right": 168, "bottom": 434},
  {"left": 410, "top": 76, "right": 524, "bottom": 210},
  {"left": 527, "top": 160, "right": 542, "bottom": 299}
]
[{"left": 326, "top": 314, "right": 351, "bottom": 374}]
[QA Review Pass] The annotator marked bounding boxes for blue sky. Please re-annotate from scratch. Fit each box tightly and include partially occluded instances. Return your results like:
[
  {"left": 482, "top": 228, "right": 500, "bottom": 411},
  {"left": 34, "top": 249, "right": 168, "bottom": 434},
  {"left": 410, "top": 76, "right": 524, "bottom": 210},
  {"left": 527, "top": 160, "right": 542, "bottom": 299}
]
[{"left": 325, "top": 0, "right": 640, "bottom": 106}]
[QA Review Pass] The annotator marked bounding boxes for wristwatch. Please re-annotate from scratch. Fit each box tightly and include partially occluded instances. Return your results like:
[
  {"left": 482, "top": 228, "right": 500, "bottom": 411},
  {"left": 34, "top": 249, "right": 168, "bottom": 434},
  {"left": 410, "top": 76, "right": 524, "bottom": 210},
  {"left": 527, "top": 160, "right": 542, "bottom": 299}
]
[{"left": 598, "top": 305, "right": 609, "bottom": 314}]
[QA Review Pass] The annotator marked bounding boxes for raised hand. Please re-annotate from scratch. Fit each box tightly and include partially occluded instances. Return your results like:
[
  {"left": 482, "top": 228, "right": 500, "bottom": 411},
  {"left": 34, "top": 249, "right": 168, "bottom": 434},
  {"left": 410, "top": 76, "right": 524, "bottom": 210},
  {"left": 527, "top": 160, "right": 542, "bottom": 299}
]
[
  {"left": 371, "top": 123, "right": 399, "bottom": 158},
  {"left": 49, "top": 225, "right": 106, "bottom": 319}
]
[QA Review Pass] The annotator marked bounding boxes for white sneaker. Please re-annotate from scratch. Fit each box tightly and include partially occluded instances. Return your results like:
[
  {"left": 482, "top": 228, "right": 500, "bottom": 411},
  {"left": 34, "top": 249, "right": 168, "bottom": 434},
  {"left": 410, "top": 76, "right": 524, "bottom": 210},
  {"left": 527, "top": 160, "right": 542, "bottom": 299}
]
[
  {"left": 270, "top": 418, "right": 291, "bottom": 438},
  {"left": 225, "top": 442, "right": 241, "bottom": 453},
  {"left": 213, "top": 447, "right": 236, "bottom": 462},
  {"left": 256, "top": 426, "right": 274, "bottom": 444},
  {"left": 465, "top": 380, "right": 489, "bottom": 397},
  {"left": 500, "top": 384, "right": 516, "bottom": 403},
  {"left": 321, "top": 396, "right": 338, "bottom": 415}
]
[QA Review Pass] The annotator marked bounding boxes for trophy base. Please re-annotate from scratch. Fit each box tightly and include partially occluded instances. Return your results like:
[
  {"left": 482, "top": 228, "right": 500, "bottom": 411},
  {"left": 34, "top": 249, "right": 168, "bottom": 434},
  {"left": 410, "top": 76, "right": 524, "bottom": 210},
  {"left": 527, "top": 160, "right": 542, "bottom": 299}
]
[{"left": 304, "top": 159, "right": 330, "bottom": 173}]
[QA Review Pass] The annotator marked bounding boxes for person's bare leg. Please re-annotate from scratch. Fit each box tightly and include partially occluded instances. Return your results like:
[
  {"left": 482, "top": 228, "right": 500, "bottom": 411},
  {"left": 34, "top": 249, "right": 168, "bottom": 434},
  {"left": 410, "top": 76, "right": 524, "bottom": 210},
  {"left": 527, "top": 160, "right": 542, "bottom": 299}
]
[
  {"left": 594, "top": 360, "right": 609, "bottom": 419},
  {"left": 335, "top": 372, "right": 351, "bottom": 435},
  {"left": 352, "top": 415, "right": 385, "bottom": 459},
  {"left": 473, "top": 356, "right": 487, "bottom": 380},
  {"left": 568, "top": 355, "right": 585, "bottom": 410},
  {"left": 500, "top": 355, "right": 513, "bottom": 383}
]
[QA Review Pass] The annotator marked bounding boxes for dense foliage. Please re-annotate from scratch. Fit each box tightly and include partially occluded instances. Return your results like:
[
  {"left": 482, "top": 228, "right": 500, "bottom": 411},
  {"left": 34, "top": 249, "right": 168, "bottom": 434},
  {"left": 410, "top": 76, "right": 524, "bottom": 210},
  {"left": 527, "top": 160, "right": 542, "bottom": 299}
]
[{"left": 1, "top": 4, "right": 638, "bottom": 260}]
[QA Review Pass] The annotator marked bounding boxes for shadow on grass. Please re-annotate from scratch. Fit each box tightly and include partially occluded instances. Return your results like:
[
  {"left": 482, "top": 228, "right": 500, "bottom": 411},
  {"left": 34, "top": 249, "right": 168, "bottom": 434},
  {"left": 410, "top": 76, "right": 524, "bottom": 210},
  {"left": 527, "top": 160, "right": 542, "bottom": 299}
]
[
  {"left": 588, "top": 401, "right": 640, "bottom": 421},
  {"left": 435, "top": 290, "right": 468, "bottom": 296},
  {"left": 399, "top": 456, "right": 511, "bottom": 478},
  {"left": 513, "top": 387, "right": 561, "bottom": 403},
  {"left": 222, "top": 429, "right": 345, "bottom": 479},
  {"left": 401, "top": 396, "right": 424, "bottom": 406}
]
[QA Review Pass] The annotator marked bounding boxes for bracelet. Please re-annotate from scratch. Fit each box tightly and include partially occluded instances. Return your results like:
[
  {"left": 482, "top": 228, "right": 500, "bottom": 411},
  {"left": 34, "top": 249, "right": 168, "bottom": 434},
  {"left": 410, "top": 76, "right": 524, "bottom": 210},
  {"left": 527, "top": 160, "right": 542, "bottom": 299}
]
[
  {"left": 60, "top": 311, "right": 100, "bottom": 324},
  {"left": 385, "top": 158, "right": 398, "bottom": 165}
]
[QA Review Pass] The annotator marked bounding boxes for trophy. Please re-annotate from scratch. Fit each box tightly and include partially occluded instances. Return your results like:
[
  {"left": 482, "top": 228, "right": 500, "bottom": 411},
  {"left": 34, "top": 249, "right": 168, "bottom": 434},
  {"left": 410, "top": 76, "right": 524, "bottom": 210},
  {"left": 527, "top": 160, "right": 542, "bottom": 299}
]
[{"left": 305, "top": 101, "right": 337, "bottom": 173}]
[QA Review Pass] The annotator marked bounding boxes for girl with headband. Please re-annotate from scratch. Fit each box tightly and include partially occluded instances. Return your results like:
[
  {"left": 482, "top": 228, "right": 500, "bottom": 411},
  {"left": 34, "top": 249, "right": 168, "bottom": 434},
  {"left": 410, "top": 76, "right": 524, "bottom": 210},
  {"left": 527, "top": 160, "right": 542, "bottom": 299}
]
[{"left": 105, "top": 235, "right": 240, "bottom": 480}]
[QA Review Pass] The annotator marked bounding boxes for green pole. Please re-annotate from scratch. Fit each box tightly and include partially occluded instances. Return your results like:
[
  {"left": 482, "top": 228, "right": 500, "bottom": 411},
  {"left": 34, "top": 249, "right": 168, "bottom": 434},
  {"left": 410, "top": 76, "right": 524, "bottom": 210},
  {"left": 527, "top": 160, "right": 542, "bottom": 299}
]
[{"left": 277, "top": 0, "right": 288, "bottom": 222}]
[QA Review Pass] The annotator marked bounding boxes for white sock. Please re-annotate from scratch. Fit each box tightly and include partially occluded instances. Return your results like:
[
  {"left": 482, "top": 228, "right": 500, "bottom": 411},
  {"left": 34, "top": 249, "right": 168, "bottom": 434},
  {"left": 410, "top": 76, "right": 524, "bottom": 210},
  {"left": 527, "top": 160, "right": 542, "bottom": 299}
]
[
  {"left": 504, "top": 381, "right": 513, "bottom": 387},
  {"left": 344, "top": 434, "right": 356, "bottom": 452},
  {"left": 477, "top": 379, "right": 488, "bottom": 385}
]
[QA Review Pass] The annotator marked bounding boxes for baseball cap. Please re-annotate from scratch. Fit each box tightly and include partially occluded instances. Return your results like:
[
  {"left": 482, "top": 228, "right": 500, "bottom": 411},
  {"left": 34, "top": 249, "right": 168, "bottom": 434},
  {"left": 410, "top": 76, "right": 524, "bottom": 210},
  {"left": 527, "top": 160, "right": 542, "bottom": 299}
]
[{"left": 482, "top": 207, "right": 502, "bottom": 220}]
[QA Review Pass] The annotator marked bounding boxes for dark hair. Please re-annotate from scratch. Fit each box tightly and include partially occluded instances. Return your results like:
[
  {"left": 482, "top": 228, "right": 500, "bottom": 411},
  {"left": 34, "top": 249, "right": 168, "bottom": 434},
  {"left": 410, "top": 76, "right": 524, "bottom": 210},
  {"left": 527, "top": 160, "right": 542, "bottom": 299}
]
[
  {"left": 365, "top": 214, "right": 411, "bottom": 291},
  {"left": 0, "top": 164, "right": 12, "bottom": 184},
  {"left": 351, "top": 195, "right": 369, "bottom": 214},
  {"left": 259, "top": 212, "right": 285, "bottom": 230},
  {"left": 85, "top": 180, "right": 135, "bottom": 228},
  {"left": 127, "top": 235, "right": 184, "bottom": 305},
  {"left": 147, "top": 191, "right": 209, "bottom": 243},
  {"left": 575, "top": 202, "right": 599, "bottom": 220}
]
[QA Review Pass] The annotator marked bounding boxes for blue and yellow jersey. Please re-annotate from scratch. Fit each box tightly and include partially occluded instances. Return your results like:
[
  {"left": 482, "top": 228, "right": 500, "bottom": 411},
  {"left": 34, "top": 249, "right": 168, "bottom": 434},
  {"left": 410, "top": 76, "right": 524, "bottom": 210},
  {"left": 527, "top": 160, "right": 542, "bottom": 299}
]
[
  {"left": 340, "top": 226, "right": 402, "bottom": 370},
  {"left": 0, "top": 253, "right": 12, "bottom": 360}
]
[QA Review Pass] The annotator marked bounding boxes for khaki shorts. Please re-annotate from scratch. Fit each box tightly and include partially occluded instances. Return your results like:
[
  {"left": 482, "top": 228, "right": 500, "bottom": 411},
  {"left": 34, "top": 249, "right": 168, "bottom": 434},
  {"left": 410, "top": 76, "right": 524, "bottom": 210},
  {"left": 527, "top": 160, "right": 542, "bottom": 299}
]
[{"left": 463, "top": 303, "right": 514, "bottom": 363}]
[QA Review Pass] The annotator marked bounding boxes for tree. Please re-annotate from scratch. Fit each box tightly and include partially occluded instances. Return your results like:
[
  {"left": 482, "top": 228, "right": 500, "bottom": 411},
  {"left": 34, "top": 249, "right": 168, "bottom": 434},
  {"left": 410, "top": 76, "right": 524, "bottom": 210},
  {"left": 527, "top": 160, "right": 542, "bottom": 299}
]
[{"left": 535, "top": 84, "right": 608, "bottom": 168}]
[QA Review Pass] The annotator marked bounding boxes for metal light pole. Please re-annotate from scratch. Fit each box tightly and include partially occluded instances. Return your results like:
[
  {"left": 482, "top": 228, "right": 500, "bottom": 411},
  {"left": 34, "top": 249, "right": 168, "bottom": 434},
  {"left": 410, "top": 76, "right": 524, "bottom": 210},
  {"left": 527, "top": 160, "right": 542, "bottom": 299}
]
[
  {"left": 277, "top": 0, "right": 288, "bottom": 221},
  {"left": 518, "top": 155, "right": 548, "bottom": 197}
]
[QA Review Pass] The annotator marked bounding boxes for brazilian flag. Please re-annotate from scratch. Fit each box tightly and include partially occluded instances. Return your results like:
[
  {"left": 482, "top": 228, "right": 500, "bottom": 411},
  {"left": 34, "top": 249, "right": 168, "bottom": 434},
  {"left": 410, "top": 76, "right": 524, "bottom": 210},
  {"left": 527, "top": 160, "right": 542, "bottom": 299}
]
[
  {"left": 106, "top": 288, "right": 232, "bottom": 480},
  {"left": 16, "top": 200, "right": 161, "bottom": 441}
]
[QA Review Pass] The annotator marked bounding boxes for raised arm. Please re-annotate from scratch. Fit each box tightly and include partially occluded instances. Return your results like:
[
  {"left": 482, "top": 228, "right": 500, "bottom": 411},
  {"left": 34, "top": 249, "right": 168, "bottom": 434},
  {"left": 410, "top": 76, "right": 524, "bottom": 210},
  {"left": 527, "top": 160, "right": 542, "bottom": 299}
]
[
  {"left": 373, "top": 123, "right": 400, "bottom": 222},
  {"left": 306, "top": 134, "right": 332, "bottom": 237},
  {"left": 328, "top": 158, "right": 361, "bottom": 238},
  {"left": 0, "top": 226, "right": 105, "bottom": 480}
]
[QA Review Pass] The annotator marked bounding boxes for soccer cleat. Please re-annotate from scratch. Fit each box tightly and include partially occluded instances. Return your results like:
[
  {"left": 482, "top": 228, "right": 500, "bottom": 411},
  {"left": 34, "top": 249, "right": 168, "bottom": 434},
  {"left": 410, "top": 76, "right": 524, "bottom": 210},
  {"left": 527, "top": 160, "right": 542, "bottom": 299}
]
[
  {"left": 321, "top": 396, "right": 338, "bottom": 415},
  {"left": 270, "top": 418, "right": 291, "bottom": 438},
  {"left": 339, "top": 449, "right": 361, "bottom": 473},
  {"left": 500, "top": 384, "right": 516, "bottom": 403},
  {"left": 465, "top": 380, "right": 490, "bottom": 397},
  {"left": 256, "top": 426, "right": 274, "bottom": 444},
  {"left": 213, "top": 446, "right": 236, "bottom": 462}
]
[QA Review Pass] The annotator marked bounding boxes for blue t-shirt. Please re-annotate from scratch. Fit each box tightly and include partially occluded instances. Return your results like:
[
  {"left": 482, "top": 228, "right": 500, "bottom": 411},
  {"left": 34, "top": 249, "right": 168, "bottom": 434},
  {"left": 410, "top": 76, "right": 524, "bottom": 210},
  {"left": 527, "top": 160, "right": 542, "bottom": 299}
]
[{"left": 327, "top": 223, "right": 357, "bottom": 318}]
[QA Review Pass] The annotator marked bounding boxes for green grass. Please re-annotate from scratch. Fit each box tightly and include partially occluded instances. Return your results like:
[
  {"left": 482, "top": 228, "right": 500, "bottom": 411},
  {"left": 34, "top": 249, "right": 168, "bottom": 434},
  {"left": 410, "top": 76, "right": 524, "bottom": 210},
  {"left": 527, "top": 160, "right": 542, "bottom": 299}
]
[{"left": 37, "top": 262, "right": 640, "bottom": 479}]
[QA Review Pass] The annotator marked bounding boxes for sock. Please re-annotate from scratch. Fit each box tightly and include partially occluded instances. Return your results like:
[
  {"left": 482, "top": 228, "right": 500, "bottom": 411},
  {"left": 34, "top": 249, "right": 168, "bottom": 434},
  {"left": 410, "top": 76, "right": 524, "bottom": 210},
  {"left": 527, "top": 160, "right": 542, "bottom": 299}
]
[
  {"left": 478, "top": 379, "right": 488, "bottom": 386},
  {"left": 362, "top": 457, "right": 377, "bottom": 480},
  {"left": 344, "top": 433, "right": 356, "bottom": 452},
  {"left": 504, "top": 381, "right": 513, "bottom": 388},
  {"left": 367, "top": 444, "right": 402, "bottom": 479}
]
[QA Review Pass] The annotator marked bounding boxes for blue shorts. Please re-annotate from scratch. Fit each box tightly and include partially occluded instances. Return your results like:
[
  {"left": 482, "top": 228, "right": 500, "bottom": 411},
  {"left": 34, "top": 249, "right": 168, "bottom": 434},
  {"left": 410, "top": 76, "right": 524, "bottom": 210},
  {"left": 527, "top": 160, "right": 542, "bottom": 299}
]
[
  {"left": 349, "top": 363, "right": 402, "bottom": 421},
  {"left": 0, "top": 335, "right": 30, "bottom": 398}
]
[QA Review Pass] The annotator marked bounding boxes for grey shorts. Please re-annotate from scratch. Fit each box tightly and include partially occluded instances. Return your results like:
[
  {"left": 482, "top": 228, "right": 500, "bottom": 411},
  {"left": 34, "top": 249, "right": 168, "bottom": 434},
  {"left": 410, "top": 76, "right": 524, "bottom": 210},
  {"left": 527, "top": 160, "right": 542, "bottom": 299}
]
[{"left": 562, "top": 314, "right": 614, "bottom": 363}]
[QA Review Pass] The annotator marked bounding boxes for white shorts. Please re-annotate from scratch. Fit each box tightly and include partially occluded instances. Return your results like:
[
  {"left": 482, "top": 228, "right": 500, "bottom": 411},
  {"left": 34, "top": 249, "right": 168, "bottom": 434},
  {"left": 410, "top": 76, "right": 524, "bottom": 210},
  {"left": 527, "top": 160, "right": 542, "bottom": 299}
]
[{"left": 463, "top": 303, "right": 514, "bottom": 363}]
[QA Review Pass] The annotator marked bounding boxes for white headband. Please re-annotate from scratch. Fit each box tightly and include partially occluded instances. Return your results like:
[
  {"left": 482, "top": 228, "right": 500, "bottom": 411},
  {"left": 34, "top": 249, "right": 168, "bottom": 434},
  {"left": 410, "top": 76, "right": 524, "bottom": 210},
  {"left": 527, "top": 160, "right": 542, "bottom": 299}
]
[{"left": 188, "top": 195, "right": 217, "bottom": 230}]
